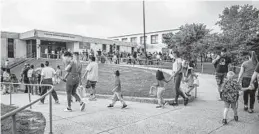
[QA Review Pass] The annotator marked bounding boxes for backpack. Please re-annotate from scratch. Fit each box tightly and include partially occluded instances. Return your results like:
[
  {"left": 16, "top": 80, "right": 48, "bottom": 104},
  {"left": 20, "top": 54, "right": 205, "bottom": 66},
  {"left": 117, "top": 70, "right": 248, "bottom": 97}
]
[
  {"left": 221, "top": 80, "right": 240, "bottom": 103},
  {"left": 156, "top": 70, "right": 165, "bottom": 81}
]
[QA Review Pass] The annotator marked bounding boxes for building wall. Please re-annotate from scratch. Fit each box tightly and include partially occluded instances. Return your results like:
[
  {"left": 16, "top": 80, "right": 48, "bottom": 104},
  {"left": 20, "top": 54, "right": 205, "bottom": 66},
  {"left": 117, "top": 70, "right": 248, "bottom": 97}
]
[
  {"left": 66, "top": 42, "right": 74, "bottom": 52},
  {"left": 109, "top": 30, "right": 178, "bottom": 53},
  {"left": 73, "top": 42, "right": 80, "bottom": 52},
  {"left": 15, "top": 39, "right": 27, "bottom": 57},
  {"left": 1, "top": 38, "right": 7, "bottom": 60}
]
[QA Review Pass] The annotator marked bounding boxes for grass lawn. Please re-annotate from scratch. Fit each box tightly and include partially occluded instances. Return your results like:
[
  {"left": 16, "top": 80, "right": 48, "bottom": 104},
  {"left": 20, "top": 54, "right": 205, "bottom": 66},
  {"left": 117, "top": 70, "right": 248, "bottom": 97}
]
[
  {"left": 54, "top": 63, "right": 176, "bottom": 98},
  {"left": 143, "top": 61, "right": 217, "bottom": 75}
]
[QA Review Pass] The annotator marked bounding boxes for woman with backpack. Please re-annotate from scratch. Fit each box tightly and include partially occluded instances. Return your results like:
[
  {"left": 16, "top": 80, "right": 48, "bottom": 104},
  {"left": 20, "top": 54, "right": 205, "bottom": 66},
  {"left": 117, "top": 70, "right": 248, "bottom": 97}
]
[{"left": 237, "top": 51, "right": 258, "bottom": 113}]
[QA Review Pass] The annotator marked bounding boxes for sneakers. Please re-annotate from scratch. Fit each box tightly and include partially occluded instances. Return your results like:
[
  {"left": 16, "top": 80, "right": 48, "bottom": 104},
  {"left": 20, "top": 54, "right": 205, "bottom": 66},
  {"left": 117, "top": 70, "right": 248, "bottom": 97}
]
[
  {"left": 244, "top": 106, "right": 248, "bottom": 111},
  {"left": 170, "top": 102, "right": 178, "bottom": 106},
  {"left": 55, "top": 100, "right": 60, "bottom": 104},
  {"left": 248, "top": 109, "right": 254, "bottom": 113},
  {"left": 185, "top": 92, "right": 191, "bottom": 97},
  {"left": 164, "top": 102, "right": 168, "bottom": 106},
  {"left": 156, "top": 105, "right": 162, "bottom": 108},
  {"left": 80, "top": 102, "right": 86, "bottom": 111},
  {"left": 234, "top": 116, "right": 238, "bottom": 121},
  {"left": 122, "top": 104, "right": 127, "bottom": 109},
  {"left": 64, "top": 108, "right": 72, "bottom": 112},
  {"left": 89, "top": 96, "right": 97, "bottom": 101},
  {"left": 107, "top": 104, "right": 114, "bottom": 108},
  {"left": 184, "top": 98, "right": 189, "bottom": 106},
  {"left": 222, "top": 119, "right": 227, "bottom": 125},
  {"left": 38, "top": 101, "right": 44, "bottom": 105}
]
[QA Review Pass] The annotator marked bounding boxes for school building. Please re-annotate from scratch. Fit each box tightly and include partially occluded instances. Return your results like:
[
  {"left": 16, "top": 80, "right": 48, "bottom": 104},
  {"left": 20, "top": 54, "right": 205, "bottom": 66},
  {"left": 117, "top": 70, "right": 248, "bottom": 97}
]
[
  {"left": 1, "top": 29, "right": 137, "bottom": 61},
  {"left": 108, "top": 29, "right": 179, "bottom": 53}
]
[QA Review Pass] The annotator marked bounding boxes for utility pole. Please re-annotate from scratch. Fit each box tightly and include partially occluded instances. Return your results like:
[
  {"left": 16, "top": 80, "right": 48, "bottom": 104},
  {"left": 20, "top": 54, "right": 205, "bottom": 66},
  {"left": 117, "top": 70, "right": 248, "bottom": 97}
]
[{"left": 143, "top": 0, "right": 147, "bottom": 63}]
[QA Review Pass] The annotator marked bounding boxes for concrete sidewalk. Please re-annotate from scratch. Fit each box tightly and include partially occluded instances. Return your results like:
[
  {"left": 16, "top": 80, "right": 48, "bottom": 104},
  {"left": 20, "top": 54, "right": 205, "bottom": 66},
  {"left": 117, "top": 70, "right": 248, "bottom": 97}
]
[{"left": 1, "top": 69, "right": 259, "bottom": 134}]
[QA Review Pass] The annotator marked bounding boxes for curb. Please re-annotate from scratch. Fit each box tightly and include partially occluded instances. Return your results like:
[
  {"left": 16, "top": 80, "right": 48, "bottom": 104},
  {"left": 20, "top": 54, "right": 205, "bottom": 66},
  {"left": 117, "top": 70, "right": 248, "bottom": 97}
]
[{"left": 56, "top": 91, "right": 195, "bottom": 105}]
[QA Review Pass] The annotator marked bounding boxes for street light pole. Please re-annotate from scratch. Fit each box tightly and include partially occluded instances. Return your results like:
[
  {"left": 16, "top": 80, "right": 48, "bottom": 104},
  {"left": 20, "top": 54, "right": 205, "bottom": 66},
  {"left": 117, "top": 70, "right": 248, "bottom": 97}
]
[{"left": 143, "top": 0, "right": 147, "bottom": 62}]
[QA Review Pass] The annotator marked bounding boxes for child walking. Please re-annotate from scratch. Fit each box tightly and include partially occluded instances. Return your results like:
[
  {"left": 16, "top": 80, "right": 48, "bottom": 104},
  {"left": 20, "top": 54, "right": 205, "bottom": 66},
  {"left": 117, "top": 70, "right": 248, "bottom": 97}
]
[
  {"left": 153, "top": 70, "right": 169, "bottom": 108},
  {"left": 55, "top": 65, "right": 62, "bottom": 84},
  {"left": 221, "top": 71, "right": 251, "bottom": 125},
  {"left": 184, "top": 67, "right": 198, "bottom": 97},
  {"left": 107, "top": 70, "right": 127, "bottom": 109}
]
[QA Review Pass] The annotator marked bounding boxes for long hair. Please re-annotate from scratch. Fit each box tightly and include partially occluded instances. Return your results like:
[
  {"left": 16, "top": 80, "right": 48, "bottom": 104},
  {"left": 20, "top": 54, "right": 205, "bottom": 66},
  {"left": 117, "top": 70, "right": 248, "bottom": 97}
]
[{"left": 249, "top": 51, "right": 258, "bottom": 66}]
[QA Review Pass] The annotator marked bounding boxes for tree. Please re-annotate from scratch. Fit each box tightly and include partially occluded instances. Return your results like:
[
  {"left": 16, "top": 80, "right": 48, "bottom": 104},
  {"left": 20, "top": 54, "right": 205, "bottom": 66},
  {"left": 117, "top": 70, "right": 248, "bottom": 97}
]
[
  {"left": 163, "top": 23, "right": 210, "bottom": 61},
  {"left": 216, "top": 4, "right": 259, "bottom": 51}
]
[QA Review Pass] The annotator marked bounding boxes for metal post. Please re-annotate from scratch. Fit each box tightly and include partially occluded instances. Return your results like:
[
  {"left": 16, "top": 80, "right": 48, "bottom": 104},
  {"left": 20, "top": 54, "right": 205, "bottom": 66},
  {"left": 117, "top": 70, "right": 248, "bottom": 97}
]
[
  {"left": 10, "top": 84, "right": 12, "bottom": 105},
  {"left": 49, "top": 93, "right": 53, "bottom": 134},
  {"left": 201, "top": 64, "right": 204, "bottom": 73},
  {"left": 12, "top": 115, "right": 16, "bottom": 134},
  {"left": 195, "top": 87, "right": 197, "bottom": 98},
  {"left": 28, "top": 87, "right": 32, "bottom": 109},
  {"left": 143, "top": 0, "right": 147, "bottom": 62}
]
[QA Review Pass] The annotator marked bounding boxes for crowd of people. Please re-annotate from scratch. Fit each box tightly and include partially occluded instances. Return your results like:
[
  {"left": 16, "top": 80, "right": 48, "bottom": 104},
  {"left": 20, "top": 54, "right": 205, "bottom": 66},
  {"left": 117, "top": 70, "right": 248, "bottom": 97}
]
[
  {"left": 1, "top": 47, "right": 259, "bottom": 126},
  {"left": 212, "top": 48, "right": 259, "bottom": 125}
]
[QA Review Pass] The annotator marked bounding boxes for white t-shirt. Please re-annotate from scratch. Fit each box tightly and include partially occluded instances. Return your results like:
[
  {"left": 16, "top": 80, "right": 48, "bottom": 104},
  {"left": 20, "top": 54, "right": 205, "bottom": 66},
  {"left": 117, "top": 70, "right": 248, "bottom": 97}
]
[
  {"left": 27, "top": 69, "right": 34, "bottom": 78},
  {"left": 41, "top": 67, "right": 56, "bottom": 79},
  {"left": 86, "top": 62, "right": 98, "bottom": 81},
  {"left": 172, "top": 58, "right": 182, "bottom": 72}
]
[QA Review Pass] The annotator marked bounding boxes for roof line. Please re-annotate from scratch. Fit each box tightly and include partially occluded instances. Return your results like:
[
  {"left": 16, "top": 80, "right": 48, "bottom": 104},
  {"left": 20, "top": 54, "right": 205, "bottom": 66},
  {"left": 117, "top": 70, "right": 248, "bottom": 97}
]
[{"left": 108, "top": 29, "right": 180, "bottom": 38}]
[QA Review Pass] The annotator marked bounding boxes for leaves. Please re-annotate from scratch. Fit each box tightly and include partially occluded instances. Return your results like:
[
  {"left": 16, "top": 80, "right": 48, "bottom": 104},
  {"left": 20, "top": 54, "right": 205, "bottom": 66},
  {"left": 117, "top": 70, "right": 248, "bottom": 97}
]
[{"left": 163, "top": 23, "right": 210, "bottom": 60}]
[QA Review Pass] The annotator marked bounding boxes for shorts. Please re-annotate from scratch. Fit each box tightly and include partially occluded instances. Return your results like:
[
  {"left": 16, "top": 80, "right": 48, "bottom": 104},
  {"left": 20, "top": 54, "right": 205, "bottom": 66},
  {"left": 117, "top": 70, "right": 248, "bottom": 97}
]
[
  {"left": 242, "top": 77, "right": 258, "bottom": 89},
  {"left": 215, "top": 72, "right": 226, "bottom": 86},
  {"left": 85, "top": 80, "right": 97, "bottom": 89},
  {"left": 224, "top": 101, "right": 237, "bottom": 109}
]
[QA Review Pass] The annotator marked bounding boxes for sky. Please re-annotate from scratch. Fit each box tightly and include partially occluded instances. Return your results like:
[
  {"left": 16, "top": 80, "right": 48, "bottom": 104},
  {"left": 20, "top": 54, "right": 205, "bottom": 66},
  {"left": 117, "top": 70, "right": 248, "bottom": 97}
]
[{"left": 1, "top": 0, "right": 259, "bottom": 38}]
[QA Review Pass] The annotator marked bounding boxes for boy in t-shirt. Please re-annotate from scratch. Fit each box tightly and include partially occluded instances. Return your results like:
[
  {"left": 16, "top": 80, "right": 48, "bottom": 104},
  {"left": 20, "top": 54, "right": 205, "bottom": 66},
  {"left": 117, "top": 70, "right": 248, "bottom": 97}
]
[
  {"left": 107, "top": 70, "right": 127, "bottom": 109},
  {"left": 221, "top": 71, "right": 251, "bottom": 125}
]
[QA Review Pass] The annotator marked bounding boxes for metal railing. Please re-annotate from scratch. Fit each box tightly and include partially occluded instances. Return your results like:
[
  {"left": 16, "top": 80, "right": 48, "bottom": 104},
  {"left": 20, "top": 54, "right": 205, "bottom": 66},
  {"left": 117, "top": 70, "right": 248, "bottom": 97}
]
[
  {"left": 6, "top": 53, "right": 36, "bottom": 69},
  {"left": 0, "top": 82, "right": 54, "bottom": 134}
]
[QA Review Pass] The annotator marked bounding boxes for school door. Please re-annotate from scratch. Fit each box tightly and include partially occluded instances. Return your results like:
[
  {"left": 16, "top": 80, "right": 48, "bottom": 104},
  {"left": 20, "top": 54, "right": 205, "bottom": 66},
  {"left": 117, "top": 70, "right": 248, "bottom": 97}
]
[
  {"left": 26, "top": 40, "right": 37, "bottom": 58},
  {"left": 102, "top": 44, "right": 106, "bottom": 51}
]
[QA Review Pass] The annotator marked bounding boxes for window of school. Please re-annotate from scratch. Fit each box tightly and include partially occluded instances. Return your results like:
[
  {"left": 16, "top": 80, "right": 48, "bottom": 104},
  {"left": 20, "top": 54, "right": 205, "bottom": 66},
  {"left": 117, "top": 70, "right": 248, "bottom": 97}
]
[
  {"left": 122, "top": 38, "right": 128, "bottom": 42},
  {"left": 151, "top": 35, "right": 158, "bottom": 44},
  {"left": 130, "top": 37, "right": 137, "bottom": 43},
  {"left": 8, "top": 38, "right": 14, "bottom": 58},
  {"left": 140, "top": 36, "right": 147, "bottom": 44}
]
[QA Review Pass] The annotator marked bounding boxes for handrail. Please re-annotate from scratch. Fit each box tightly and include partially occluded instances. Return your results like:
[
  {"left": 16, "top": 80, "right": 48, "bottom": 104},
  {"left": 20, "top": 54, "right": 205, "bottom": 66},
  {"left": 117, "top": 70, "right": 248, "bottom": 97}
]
[
  {"left": 0, "top": 82, "right": 54, "bottom": 134},
  {"left": 7, "top": 53, "right": 35, "bottom": 69}
]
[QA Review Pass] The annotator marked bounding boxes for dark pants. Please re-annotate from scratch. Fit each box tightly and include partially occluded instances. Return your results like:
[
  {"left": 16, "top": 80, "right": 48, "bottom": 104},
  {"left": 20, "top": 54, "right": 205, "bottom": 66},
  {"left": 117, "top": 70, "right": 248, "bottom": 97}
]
[
  {"left": 174, "top": 73, "right": 186, "bottom": 103},
  {"left": 66, "top": 75, "right": 81, "bottom": 107},
  {"left": 215, "top": 72, "right": 227, "bottom": 97},
  {"left": 24, "top": 78, "right": 29, "bottom": 93},
  {"left": 40, "top": 78, "right": 58, "bottom": 103},
  {"left": 242, "top": 77, "right": 258, "bottom": 109},
  {"left": 37, "top": 77, "right": 42, "bottom": 94}
]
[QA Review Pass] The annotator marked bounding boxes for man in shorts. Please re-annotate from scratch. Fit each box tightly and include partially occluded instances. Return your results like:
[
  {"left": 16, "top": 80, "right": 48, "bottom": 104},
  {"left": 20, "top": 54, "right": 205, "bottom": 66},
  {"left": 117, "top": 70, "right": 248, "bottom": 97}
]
[
  {"left": 82, "top": 56, "right": 98, "bottom": 101},
  {"left": 212, "top": 48, "right": 232, "bottom": 100}
]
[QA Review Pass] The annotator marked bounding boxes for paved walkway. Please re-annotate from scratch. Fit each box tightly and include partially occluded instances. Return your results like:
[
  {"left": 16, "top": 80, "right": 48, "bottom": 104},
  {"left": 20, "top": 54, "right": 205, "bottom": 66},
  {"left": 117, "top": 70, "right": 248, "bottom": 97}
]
[{"left": 1, "top": 66, "right": 259, "bottom": 134}]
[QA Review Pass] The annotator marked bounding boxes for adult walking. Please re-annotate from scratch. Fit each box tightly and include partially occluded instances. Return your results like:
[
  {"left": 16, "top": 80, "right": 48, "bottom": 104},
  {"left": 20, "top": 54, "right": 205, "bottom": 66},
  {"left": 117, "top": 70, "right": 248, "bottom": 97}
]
[
  {"left": 39, "top": 61, "right": 59, "bottom": 104},
  {"left": 212, "top": 48, "right": 232, "bottom": 100},
  {"left": 237, "top": 51, "right": 258, "bottom": 113},
  {"left": 21, "top": 63, "right": 30, "bottom": 93},
  {"left": 170, "top": 51, "right": 188, "bottom": 106},
  {"left": 35, "top": 63, "right": 45, "bottom": 95},
  {"left": 82, "top": 56, "right": 98, "bottom": 101},
  {"left": 63, "top": 52, "right": 85, "bottom": 112},
  {"left": 249, "top": 62, "right": 259, "bottom": 110}
]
